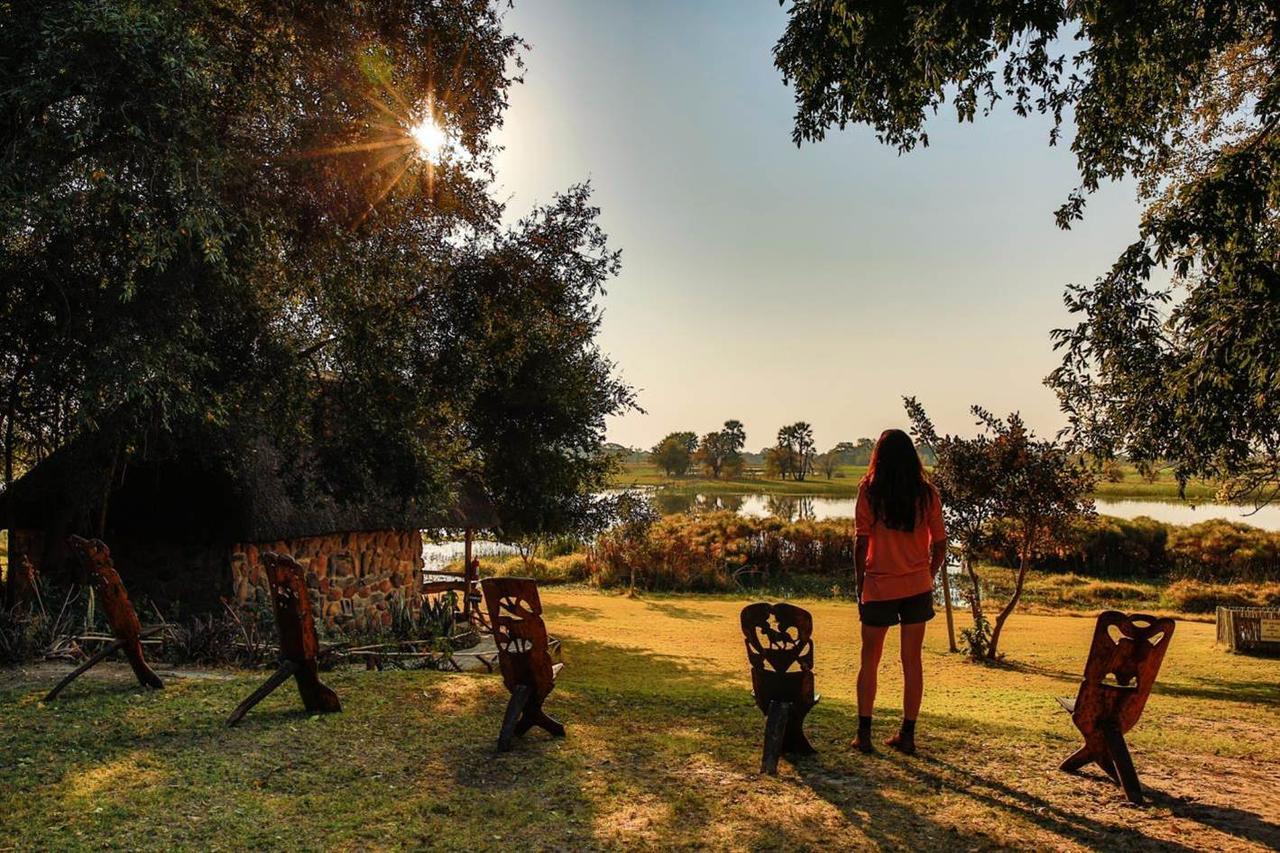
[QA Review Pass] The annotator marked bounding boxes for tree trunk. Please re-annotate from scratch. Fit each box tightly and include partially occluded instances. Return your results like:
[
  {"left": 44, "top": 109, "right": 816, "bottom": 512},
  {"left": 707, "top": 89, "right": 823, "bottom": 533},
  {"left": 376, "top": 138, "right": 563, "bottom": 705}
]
[
  {"left": 987, "top": 538, "right": 1033, "bottom": 660},
  {"left": 3, "top": 385, "right": 15, "bottom": 489},
  {"left": 963, "top": 552, "right": 983, "bottom": 627},
  {"left": 940, "top": 558, "right": 957, "bottom": 653}
]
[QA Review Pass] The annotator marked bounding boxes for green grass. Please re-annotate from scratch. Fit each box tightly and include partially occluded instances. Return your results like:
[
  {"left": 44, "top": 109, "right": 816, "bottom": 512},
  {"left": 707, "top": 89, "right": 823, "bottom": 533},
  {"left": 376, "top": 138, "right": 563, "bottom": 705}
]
[
  {"left": 609, "top": 461, "right": 866, "bottom": 496},
  {"left": 611, "top": 460, "right": 1240, "bottom": 502},
  {"left": 4, "top": 589, "right": 1279, "bottom": 850}
]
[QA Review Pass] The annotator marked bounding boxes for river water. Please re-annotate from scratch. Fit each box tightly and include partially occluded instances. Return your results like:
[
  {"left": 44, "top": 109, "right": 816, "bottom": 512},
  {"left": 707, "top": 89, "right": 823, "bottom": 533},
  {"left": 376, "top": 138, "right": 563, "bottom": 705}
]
[
  {"left": 421, "top": 491, "right": 1280, "bottom": 571},
  {"left": 648, "top": 491, "right": 1280, "bottom": 530}
]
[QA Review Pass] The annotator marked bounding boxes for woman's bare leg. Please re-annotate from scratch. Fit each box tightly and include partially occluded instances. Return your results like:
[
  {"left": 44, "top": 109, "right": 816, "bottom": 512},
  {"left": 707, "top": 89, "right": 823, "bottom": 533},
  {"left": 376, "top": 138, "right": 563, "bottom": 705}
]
[
  {"left": 887, "top": 621, "right": 927, "bottom": 754},
  {"left": 853, "top": 624, "right": 889, "bottom": 752},
  {"left": 899, "top": 621, "right": 926, "bottom": 720},
  {"left": 857, "top": 624, "right": 889, "bottom": 717}
]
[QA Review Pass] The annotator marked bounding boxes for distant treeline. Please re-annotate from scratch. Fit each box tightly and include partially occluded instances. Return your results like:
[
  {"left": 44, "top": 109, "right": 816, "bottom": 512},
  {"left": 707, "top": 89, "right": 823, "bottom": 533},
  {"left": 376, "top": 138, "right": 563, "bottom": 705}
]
[{"left": 605, "top": 426, "right": 936, "bottom": 481}]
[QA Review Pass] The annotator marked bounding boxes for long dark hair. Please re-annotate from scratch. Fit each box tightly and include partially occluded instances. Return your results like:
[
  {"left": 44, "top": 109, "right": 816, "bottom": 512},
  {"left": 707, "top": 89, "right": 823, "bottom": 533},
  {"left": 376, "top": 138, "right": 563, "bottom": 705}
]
[{"left": 861, "top": 429, "right": 933, "bottom": 532}]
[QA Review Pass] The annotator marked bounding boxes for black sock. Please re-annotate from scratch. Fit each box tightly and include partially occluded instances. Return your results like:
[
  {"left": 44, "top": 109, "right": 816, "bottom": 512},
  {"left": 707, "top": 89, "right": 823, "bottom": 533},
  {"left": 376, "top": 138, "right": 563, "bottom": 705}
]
[
  {"left": 900, "top": 718, "right": 916, "bottom": 737},
  {"left": 858, "top": 715, "right": 872, "bottom": 736}
]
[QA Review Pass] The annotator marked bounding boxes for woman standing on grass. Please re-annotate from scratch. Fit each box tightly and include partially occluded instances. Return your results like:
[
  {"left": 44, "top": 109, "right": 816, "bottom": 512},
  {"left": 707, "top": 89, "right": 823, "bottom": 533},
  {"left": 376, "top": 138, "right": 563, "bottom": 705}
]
[{"left": 852, "top": 428, "right": 946, "bottom": 755}]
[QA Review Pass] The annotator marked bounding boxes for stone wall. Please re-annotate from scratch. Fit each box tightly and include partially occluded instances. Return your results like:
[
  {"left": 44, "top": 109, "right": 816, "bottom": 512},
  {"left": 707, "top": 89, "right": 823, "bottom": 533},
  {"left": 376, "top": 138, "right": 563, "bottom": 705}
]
[{"left": 230, "top": 529, "right": 424, "bottom": 629}]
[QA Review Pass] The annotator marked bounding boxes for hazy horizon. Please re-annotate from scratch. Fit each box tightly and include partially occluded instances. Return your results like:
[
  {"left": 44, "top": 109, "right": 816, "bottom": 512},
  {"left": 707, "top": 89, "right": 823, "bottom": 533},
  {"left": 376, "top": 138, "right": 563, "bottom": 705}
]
[{"left": 491, "top": 1, "right": 1145, "bottom": 453}]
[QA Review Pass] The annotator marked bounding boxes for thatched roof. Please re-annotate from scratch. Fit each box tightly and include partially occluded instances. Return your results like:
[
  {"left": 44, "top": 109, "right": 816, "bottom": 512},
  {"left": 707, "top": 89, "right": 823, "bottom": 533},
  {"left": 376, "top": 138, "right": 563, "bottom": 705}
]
[{"left": 0, "top": 429, "right": 497, "bottom": 545}]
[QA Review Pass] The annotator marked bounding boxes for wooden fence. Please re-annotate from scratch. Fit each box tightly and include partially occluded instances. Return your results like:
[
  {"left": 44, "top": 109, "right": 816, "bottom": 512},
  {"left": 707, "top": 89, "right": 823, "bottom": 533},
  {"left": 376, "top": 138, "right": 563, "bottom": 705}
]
[{"left": 1216, "top": 606, "right": 1280, "bottom": 654}]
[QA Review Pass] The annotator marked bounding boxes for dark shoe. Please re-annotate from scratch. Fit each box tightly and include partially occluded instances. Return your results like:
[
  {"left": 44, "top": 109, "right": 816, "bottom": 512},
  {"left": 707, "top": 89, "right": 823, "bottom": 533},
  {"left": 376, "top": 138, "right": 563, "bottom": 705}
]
[
  {"left": 851, "top": 732, "right": 876, "bottom": 754},
  {"left": 885, "top": 732, "right": 916, "bottom": 755}
]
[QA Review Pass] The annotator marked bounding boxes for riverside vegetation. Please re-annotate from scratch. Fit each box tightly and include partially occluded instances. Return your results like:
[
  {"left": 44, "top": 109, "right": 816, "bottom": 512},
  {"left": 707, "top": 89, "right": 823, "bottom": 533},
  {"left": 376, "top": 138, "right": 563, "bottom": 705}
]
[
  {"left": 442, "top": 511, "right": 1280, "bottom": 616},
  {"left": 8, "top": 510, "right": 1276, "bottom": 669}
]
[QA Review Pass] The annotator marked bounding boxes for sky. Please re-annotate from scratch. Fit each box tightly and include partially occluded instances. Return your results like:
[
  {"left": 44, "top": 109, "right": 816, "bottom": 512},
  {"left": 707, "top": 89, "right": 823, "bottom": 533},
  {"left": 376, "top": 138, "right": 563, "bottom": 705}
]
[{"left": 489, "top": 1, "right": 1145, "bottom": 452}]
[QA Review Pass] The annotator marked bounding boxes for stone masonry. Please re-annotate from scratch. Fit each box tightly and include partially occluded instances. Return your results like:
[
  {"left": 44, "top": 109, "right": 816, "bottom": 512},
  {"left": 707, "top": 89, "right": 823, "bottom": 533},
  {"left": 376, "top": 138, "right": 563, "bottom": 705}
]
[{"left": 230, "top": 529, "right": 424, "bottom": 629}]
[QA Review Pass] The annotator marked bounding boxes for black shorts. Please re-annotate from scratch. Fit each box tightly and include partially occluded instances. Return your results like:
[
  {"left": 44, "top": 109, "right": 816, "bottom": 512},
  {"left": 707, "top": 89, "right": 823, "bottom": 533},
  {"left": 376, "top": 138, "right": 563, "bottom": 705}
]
[{"left": 859, "top": 591, "right": 935, "bottom": 627}]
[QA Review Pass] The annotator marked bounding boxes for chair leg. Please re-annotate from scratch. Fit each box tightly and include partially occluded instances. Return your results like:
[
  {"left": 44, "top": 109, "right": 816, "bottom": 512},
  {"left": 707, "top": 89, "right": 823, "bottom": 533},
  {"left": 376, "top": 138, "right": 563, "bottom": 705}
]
[
  {"left": 43, "top": 639, "right": 125, "bottom": 702},
  {"left": 499, "top": 684, "right": 530, "bottom": 752},
  {"left": 784, "top": 704, "right": 816, "bottom": 755},
  {"left": 761, "top": 700, "right": 791, "bottom": 776},
  {"left": 515, "top": 699, "right": 565, "bottom": 738},
  {"left": 1059, "top": 744, "right": 1094, "bottom": 773},
  {"left": 226, "top": 660, "right": 298, "bottom": 727},
  {"left": 1102, "top": 721, "right": 1144, "bottom": 805},
  {"left": 122, "top": 639, "right": 165, "bottom": 691},
  {"left": 293, "top": 662, "right": 341, "bottom": 715}
]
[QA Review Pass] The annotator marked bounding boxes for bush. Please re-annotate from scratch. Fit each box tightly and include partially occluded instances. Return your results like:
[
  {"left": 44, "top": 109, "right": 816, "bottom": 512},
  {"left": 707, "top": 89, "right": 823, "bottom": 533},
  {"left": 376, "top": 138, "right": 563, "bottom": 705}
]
[
  {"left": 960, "top": 614, "right": 993, "bottom": 661},
  {"left": 479, "top": 554, "right": 587, "bottom": 585},
  {"left": 1160, "top": 579, "right": 1280, "bottom": 613},
  {"left": 591, "top": 512, "right": 854, "bottom": 592},
  {"left": 1167, "top": 520, "right": 1280, "bottom": 581},
  {"left": 977, "top": 514, "right": 1280, "bottom": 582},
  {"left": 0, "top": 581, "right": 83, "bottom": 665}
]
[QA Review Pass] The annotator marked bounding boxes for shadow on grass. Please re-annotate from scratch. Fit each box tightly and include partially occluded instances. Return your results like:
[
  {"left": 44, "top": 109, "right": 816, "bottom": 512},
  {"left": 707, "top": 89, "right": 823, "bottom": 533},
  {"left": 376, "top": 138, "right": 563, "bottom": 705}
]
[
  {"left": 438, "top": 637, "right": 1228, "bottom": 849},
  {"left": 642, "top": 600, "right": 720, "bottom": 622},
  {"left": 912, "top": 741, "right": 1278, "bottom": 851},
  {"left": 1152, "top": 676, "right": 1280, "bottom": 708},
  {"left": 6, "top": 635, "right": 1277, "bottom": 850},
  {"left": 542, "top": 602, "right": 606, "bottom": 622}
]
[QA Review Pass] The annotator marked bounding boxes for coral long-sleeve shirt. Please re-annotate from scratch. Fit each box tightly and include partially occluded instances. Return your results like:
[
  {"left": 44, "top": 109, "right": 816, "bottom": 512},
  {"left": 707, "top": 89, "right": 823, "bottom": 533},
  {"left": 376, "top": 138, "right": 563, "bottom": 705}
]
[{"left": 855, "top": 485, "right": 945, "bottom": 602}]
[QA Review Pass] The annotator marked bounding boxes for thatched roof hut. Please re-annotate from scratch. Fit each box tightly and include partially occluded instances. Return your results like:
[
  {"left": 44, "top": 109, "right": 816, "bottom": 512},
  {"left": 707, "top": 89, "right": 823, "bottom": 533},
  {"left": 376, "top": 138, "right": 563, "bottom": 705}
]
[{"left": 1, "top": 429, "right": 497, "bottom": 623}]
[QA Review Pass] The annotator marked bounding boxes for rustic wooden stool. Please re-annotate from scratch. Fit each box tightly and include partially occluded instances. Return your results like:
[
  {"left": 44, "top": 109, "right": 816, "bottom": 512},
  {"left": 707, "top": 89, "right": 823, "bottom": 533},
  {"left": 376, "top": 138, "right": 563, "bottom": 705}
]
[
  {"left": 226, "top": 551, "right": 341, "bottom": 726},
  {"left": 44, "top": 536, "right": 165, "bottom": 701},
  {"left": 740, "top": 602, "right": 819, "bottom": 775},
  {"left": 1057, "top": 610, "right": 1175, "bottom": 804},
  {"left": 481, "top": 577, "right": 565, "bottom": 751}
]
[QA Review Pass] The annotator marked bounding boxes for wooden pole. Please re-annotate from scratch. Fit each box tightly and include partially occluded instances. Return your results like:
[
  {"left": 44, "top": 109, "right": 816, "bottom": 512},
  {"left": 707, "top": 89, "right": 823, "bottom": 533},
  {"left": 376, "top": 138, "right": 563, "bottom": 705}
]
[{"left": 463, "top": 527, "right": 474, "bottom": 621}]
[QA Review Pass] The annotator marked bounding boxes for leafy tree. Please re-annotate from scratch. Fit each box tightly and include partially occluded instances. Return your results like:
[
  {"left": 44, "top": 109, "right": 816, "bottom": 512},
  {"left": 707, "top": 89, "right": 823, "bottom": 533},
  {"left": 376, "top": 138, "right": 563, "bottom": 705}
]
[
  {"left": 694, "top": 419, "right": 747, "bottom": 479},
  {"left": 815, "top": 448, "right": 841, "bottom": 479},
  {"left": 776, "top": 422, "right": 816, "bottom": 482},
  {"left": 0, "top": 2, "right": 630, "bottom": 540},
  {"left": 651, "top": 431, "right": 697, "bottom": 477},
  {"left": 775, "top": 1, "right": 1280, "bottom": 503},
  {"left": 762, "top": 445, "right": 790, "bottom": 480},
  {"left": 722, "top": 419, "right": 747, "bottom": 476},
  {"left": 906, "top": 397, "right": 1094, "bottom": 661}
]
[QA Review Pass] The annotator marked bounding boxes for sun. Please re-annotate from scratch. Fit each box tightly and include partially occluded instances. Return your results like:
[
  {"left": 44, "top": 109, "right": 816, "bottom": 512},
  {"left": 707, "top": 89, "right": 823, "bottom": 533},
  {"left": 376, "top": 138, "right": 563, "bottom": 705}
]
[{"left": 409, "top": 116, "right": 449, "bottom": 160}]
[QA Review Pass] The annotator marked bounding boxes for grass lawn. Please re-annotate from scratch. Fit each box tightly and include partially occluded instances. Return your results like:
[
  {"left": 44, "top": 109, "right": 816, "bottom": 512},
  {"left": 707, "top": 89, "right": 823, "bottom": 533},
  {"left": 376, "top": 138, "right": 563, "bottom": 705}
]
[
  {"left": 608, "top": 461, "right": 865, "bottom": 496},
  {"left": 3, "top": 589, "right": 1279, "bottom": 850}
]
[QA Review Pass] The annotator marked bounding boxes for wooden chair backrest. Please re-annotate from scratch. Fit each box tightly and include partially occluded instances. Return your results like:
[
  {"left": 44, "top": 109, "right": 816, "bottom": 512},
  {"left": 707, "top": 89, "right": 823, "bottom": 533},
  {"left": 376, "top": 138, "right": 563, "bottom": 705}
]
[
  {"left": 1074, "top": 610, "right": 1175, "bottom": 735},
  {"left": 262, "top": 551, "right": 321, "bottom": 664},
  {"left": 482, "top": 577, "right": 555, "bottom": 699},
  {"left": 68, "top": 535, "right": 142, "bottom": 644},
  {"left": 740, "top": 602, "right": 815, "bottom": 710}
]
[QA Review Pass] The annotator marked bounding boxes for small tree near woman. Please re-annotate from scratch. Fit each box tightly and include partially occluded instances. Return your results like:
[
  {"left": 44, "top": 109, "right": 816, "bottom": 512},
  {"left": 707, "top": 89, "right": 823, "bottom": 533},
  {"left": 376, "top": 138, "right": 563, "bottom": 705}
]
[{"left": 905, "top": 398, "right": 1094, "bottom": 661}]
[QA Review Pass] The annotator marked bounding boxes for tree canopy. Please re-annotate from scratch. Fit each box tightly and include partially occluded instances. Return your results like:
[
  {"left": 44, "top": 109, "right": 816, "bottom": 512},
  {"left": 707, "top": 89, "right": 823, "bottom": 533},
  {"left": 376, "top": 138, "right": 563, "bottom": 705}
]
[
  {"left": 0, "top": 1, "right": 632, "bottom": 538},
  {"left": 651, "top": 431, "right": 698, "bottom": 478},
  {"left": 775, "top": 1, "right": 1280, "bottom": 501},
  {"left": 694, "top": 419, "right": 746, "bottom": 479}
]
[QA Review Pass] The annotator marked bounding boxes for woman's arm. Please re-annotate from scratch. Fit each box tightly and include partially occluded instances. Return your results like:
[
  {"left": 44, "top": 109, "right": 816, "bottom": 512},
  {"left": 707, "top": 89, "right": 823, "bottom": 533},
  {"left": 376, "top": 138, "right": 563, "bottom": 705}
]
[
  {"left": 930, "top": 539, "right": 947, "bottom": 579},
  {"left": 855, "top": 534, "right": 870, "bottom": 600}
]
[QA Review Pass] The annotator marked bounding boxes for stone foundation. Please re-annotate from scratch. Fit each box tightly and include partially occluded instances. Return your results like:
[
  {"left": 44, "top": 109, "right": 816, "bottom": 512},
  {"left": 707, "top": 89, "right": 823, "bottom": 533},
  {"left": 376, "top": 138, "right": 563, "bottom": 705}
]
[{"left": 230, "top": 529, "right": 424, "bottom": 629}]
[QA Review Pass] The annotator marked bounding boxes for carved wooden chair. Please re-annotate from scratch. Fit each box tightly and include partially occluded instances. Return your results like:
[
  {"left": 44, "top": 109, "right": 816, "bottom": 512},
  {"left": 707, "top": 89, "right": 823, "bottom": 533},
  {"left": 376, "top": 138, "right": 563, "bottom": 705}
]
[
  {"left": 44, "top": 536, "right": 165, "bottom": 701},
  {"left": 1057, "top": 610, "right": 1176, "bottom": 804},
  {"left": 226, "top": 551, "right": 341, "bottom": 726},
  {"left": 481, "top": 577, "right": 565, "bottom": 751},
  {"left": 740, "top": 602, "right": 819, "bottom": 774}
]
